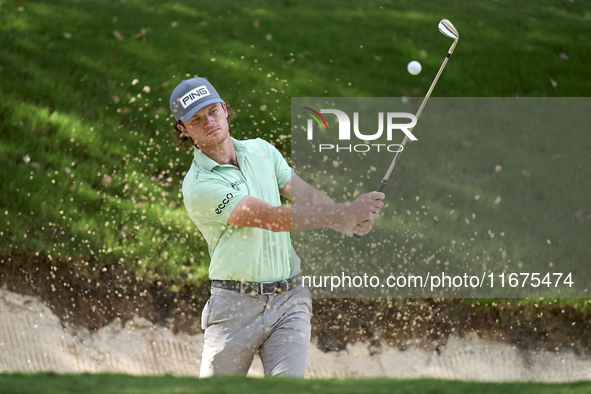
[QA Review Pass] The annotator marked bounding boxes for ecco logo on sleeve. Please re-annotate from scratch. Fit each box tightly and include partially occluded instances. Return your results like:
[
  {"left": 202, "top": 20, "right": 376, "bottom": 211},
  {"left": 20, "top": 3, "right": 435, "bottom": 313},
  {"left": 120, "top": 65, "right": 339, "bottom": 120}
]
[
  {"left": 180, "top": 85, "right": 211, "bottom": 109},
  {"left": 215, "top": 193, "right": 234, "bottom": 215}
]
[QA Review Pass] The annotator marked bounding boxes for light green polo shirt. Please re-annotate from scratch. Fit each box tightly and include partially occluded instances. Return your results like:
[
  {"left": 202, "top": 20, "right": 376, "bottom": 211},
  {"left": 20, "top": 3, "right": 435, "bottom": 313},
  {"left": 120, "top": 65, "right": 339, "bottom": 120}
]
[{"left": 182, "top": 137, "right": 300, "bottom": 282}]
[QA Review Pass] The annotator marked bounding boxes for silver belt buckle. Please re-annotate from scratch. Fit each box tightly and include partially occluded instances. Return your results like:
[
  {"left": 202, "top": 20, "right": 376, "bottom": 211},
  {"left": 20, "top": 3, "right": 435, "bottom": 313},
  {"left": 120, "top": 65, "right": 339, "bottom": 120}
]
[{"left": 260, "top": 282, "right": 275, "bottom": 295}]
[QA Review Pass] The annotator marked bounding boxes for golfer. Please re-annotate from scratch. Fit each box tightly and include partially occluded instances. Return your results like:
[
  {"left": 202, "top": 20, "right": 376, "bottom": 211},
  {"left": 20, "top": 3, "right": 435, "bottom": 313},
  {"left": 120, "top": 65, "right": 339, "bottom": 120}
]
[{"left": 169, "top": 77, "right": 384, "bottom": 377}]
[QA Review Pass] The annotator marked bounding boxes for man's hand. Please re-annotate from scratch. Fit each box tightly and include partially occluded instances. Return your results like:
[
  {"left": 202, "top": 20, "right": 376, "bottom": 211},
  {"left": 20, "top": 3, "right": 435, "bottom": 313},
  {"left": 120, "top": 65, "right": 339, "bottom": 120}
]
[
  {"left": 348, "top": 191, "right": 385, "bottom": 223},
  {"left": 328, "top": 191, "right": 385, "bottom": 237}
]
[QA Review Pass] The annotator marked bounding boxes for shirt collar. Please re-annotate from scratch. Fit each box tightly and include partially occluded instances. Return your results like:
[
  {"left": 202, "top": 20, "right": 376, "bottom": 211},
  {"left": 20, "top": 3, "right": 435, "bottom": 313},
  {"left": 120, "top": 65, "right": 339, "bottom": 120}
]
[{"left": 192, "top": 137, "right": 247, "bottom": 171}]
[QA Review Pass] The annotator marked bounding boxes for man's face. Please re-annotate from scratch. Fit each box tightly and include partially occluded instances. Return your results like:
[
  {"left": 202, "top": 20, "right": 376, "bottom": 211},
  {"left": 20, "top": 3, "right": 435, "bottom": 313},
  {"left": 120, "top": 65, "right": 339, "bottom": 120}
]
[{"left": 179, "top": 103, "right": 229, "bottom": 149}]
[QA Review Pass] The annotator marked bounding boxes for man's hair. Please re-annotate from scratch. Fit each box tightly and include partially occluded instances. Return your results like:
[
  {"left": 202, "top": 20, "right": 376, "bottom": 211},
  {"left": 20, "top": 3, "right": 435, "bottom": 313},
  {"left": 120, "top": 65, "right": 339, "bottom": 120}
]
[{"left": 169, "top": 103, "right": 234, "bottom": 150}]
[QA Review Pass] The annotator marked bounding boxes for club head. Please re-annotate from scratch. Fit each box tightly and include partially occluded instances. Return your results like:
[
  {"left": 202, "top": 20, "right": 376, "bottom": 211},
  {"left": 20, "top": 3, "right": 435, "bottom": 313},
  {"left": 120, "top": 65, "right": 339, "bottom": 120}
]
[
  {"left": 438, "top": 19, "right": 459, "bottom": 54},
  {"left": 438, "top": 19, "right": 459, "bottom": 40}
]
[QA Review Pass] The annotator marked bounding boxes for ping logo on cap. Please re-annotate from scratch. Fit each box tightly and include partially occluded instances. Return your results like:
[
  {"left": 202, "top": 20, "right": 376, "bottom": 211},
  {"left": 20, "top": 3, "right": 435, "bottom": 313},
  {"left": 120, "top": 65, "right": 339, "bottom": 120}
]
[{"left": 180, "top": 85, "right": 211, "bottom": 109}]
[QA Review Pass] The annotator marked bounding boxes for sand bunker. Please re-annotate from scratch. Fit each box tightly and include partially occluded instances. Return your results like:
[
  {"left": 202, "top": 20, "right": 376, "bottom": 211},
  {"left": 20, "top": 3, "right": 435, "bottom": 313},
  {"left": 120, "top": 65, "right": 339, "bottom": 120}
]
[{"left": 1, "top": 289, "right": 590, "bottom": 381}]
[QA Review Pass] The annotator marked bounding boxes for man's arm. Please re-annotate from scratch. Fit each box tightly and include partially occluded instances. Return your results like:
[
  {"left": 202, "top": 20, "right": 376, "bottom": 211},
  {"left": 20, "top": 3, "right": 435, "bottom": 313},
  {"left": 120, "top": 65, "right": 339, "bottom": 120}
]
[
  {"left": 227, "top": 176, "right": 384, "bottom": 236},
  {"left": 280, "top": 175, "right": 380, "bottom": 236},
  {"left": 279, "top": 175, "right": 334, "bottom": 206}
]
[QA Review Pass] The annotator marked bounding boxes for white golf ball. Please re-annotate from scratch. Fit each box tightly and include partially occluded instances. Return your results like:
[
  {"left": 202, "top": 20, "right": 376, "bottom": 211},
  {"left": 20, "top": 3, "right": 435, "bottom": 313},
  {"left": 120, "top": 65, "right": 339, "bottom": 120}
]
[{"left": 407, "top": 61, "right": 422, "bottom": 75}]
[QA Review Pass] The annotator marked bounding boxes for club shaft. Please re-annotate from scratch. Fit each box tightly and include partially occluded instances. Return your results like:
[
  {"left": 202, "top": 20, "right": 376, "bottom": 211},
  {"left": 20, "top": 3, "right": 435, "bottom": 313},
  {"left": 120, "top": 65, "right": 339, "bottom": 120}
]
[
  {"left": 353, "top": 40, "right": 457, "bottom": 242},
  {"left": 383, "top": 49, "right": 453, "bottom": 182}
]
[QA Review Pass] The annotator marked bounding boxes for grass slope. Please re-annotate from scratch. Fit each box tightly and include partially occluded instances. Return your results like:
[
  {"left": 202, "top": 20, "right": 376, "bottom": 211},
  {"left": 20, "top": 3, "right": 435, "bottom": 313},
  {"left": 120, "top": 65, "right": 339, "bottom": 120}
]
[
  {"left": 1, "top": 0, "right": 589, "bottom": 288},
  {"left": 1, "top": 373, "right": 591, "bottom": 394}
]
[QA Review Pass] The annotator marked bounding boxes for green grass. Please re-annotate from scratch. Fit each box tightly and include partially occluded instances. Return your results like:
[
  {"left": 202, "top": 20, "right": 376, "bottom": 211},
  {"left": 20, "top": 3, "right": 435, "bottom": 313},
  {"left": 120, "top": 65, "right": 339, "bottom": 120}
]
[
  {"left": 1, "top": 0, "right": 589, "bottom": 290},
  {"left": 1, "top": 373, "right": 591, "bottom": 394}
]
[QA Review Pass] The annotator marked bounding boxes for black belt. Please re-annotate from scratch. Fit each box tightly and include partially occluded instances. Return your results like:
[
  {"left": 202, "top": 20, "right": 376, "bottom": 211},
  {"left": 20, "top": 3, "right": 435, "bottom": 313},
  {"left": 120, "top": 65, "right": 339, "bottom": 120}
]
[{"left": 211, "top": 275, "right": 301, "bottom": 295}]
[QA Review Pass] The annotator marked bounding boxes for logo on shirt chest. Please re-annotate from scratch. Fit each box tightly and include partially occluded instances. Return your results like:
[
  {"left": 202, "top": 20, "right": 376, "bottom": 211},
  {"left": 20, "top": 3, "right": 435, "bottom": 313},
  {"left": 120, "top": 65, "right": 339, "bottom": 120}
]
[
  {"left": 215, "top": 193, "right": 234, "bottom": 215},
  {"left": 230, "top": 180, "right": 244, "bottom": 188}
]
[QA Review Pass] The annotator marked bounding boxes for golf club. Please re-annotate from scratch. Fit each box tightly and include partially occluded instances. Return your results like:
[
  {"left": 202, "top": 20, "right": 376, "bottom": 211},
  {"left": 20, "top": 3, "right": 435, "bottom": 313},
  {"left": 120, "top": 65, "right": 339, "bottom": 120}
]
[{"left": 354, "top": 18, "right": 459, "bottom": 241}]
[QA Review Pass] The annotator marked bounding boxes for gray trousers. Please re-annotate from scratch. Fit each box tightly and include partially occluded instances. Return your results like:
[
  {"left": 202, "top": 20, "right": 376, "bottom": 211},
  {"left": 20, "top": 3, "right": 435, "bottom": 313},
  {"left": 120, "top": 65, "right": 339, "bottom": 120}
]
[{"left": 200, "top": 284, "right": 312, "bottom": 377}]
